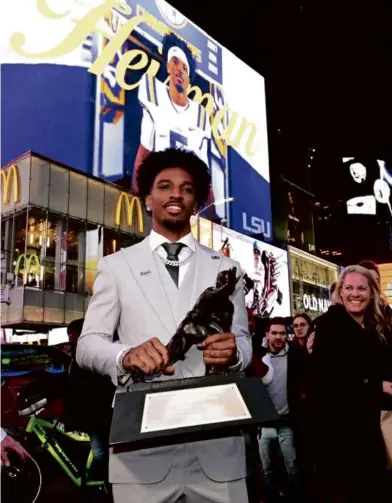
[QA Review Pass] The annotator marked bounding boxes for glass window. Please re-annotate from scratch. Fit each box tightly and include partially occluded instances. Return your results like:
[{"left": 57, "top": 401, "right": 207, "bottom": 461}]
[
  {"left": 65, "top": 218, "right": 85, "bottom": 294},
  {"left": 69, "top": 171, "right": 87, "bottom": 220},
  {"left": 30, "top": 156, "right": 50, "bottom": 208},
  {"left": 44, "top": 213, "right": 63, "bottom": 291},
  {"left": 84, "top": 224, "right": 103, "bottom": 295},
  {"left": 24, "top": 208, "right": 47, "bottom": 288},
  {"left": 48, "top": 164, "right": 69, "bottom": 214},
  {"left": 87, "top": 179, "right": 104, "bottom": 224},
  {"left": 103, "top": 228, "right": 121, "bottom": 257},
  {"left": 1, "top": 218, "right": 12, "bottom": 283},
  {"left": 13, "top": 212, "right": 28, "bottom": 287}
]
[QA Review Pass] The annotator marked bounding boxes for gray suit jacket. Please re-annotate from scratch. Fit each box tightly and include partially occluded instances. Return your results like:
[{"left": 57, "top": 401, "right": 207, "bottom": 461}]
[{"left": 76, "top": 237, "right": 252, "bottom": 484}]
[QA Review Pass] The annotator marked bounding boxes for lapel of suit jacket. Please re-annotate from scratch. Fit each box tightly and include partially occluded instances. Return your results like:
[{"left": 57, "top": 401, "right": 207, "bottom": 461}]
[
  {"left": 190, "top": 243, "right": 223, "bottom": 309},
  {"left": 120, "top": 239, "right": 177, "bottom": 337}
]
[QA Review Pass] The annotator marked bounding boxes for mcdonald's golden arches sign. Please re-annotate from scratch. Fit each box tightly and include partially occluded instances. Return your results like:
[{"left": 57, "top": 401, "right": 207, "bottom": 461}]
[
  {"left": 114, "top": 192, "right": 144, "bottom": 233},
  {"left": 1, "top": 165, "right": 20, "bottom": 205}
]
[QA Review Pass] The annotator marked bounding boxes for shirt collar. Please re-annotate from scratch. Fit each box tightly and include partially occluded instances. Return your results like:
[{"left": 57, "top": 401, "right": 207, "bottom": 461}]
[{"left": 149, "top": 229, "right": 196, "bottom": 252}]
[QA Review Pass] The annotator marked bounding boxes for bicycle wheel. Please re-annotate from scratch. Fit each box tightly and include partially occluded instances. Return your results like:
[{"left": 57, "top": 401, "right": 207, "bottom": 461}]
[{"left": 1, "top": 452, "right": 42, "bottom": 503}]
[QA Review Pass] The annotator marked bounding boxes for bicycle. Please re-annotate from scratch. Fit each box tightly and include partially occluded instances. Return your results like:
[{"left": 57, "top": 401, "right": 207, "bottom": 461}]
[
  {"left": 1, "top": 375, "right": 108, "bottom": 503},
  {"left": 25, "top": 415, "right": 105, "bottom": 489}
]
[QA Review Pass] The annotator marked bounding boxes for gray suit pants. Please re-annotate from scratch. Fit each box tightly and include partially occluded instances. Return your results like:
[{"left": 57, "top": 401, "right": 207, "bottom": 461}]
[{"left": 112, "top": 443, "right": 248, "bottom": 503}]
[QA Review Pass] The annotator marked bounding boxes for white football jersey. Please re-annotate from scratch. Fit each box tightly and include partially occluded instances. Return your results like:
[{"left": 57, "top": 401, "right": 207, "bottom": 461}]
[{"left": 138, "top": 73, "right": 211, "bottom": 166}]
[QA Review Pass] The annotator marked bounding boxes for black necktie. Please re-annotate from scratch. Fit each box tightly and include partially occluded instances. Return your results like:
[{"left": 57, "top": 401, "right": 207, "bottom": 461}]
[{"left": 162, "top": 243, "right": 185, "bottom": 287}]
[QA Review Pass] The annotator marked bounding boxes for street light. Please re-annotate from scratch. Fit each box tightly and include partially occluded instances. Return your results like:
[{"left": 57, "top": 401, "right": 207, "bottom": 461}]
[
  {"left": 196, "top": 197, "right": 234, "bottom": 218},
  {"left": 190, "top": 197, "right": 235, "bottom": 244}
]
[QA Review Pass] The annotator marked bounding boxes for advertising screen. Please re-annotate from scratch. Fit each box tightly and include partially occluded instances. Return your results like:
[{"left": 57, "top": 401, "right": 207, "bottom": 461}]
[
  {"left": 341, "top": 157, "right": 392, "bottom": 217},
  {"left": 211, "top": 225, "right": 291, "bottom": 318},
  {"left": 2, "top": 0, "right": 272, "bottom": 237}
]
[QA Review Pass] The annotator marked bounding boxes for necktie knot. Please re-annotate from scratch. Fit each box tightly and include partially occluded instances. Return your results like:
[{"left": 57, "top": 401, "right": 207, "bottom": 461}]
[{"left": 162, "top": 243, "right": 185, "bottom": 261}]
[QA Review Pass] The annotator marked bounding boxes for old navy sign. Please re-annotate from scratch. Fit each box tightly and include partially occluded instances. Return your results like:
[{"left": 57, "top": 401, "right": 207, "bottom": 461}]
[{"left": 303, "top": 293, "right": 330, "bottom": 313}]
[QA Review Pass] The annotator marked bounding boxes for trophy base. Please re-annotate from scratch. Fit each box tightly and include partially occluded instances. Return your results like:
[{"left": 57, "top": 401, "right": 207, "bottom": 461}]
[{"left": 109, "top": 373, "right": 278, "bottom": 447}]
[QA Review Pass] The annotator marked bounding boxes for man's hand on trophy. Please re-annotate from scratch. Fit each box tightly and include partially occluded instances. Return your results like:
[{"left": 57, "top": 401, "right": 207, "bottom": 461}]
[
  {"left": 123, "top": 338, "right": 175, "bottom": 376},
  {"left": 198, "top": 333, "right": 237, "bottom": 366}
]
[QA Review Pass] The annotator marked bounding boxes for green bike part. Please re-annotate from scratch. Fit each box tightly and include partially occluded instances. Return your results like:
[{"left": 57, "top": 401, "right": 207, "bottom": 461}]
[
  {"left": 26, "top": 416, "right": 104, "bottom": 487},
  {"left": 84, "top": 448, "right": 105, "bottom": 486}
]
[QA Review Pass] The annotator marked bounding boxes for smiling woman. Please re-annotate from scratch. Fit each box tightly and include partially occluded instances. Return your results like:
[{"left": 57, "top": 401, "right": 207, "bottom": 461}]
[
  {"left": 310, "top": 265, "right": 391, "bottom": 502},
  {"left": 337, "top": 265, "right": 386, "bottom": 338}
]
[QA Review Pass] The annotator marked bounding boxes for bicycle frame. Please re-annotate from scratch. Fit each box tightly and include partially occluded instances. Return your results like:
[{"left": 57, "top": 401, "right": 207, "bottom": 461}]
[{"left": 25, "top": 416, "right": 104, "bottom": 488}]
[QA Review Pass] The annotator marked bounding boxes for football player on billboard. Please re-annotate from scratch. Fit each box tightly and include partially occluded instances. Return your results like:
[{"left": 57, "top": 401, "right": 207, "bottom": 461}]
[
  {"left": 250, "top": 242, "right": 283, "bottom": 318},
  {"left": 132, "top": 32, "right": 211, "bottom": 192}
]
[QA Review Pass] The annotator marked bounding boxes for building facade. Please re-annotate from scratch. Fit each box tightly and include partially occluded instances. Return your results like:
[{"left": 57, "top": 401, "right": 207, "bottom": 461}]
[
  {"left": 1, "top": 152, "right": 151, "bottom": 329},
  {"left": 288, "top": 246, "right": 339, "bottom": 319}
]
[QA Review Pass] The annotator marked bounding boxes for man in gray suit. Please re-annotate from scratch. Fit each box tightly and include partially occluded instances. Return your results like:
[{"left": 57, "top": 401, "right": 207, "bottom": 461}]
[{"left": 76, "top": 148, "right": 252, "bottom": 503}]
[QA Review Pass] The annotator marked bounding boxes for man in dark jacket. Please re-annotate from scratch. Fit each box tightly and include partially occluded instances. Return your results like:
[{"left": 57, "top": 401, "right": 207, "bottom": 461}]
[{"left": 65, "top": 319, "right": 115, "bottom": 468}]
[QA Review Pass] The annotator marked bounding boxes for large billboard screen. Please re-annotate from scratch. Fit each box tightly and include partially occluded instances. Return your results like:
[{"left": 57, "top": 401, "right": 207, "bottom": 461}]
[
  {"left": 341, "top": 157, "right": 391, "bottom": 217},
  {"left": 2, "top": 0, "right": 271, "bottom": 237}
]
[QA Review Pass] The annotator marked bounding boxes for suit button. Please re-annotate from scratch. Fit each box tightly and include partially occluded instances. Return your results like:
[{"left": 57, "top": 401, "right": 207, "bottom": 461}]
[{"left": 364, "top": 379, "right": 369, "bottom": 384}]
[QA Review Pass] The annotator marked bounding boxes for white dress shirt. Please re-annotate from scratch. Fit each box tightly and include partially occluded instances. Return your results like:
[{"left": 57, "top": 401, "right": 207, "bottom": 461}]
[{"left": 149, "top": 229, "right": 195, "bottom": 287}]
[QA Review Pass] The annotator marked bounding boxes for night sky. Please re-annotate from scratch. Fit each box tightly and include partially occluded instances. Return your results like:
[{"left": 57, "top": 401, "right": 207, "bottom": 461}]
[{"left": 169, "top": 1, "right": 392, "bottom": 263}]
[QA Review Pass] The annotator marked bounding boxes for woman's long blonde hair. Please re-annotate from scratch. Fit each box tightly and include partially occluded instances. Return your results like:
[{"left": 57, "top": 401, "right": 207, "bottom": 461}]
[{"left": 336, "top": 265, "right": 387, "bottom": 339}]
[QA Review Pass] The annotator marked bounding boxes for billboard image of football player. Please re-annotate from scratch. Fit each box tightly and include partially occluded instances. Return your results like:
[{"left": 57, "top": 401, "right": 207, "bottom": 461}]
[
  {"left": 250, "top": 241, "right": 284, "bottom": 318},
  {"left": 132, "top": 32, "right": 211, "bottom": 193}
]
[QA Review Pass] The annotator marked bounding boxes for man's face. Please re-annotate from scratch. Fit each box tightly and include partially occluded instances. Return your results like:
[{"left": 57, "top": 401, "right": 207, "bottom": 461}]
[
  {"left": 266, "top": 324, "right": 287, "bottom": 353},
  {"left": 146, "top": 167, "right": 197, "bottom": 232},
  {"left": 167, "top": 56, "right": 190, "bottom": 94}
]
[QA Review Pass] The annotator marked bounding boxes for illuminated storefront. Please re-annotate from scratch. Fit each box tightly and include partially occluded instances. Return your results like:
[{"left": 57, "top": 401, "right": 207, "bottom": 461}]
[
  {"left": 1, "top": 152, "right": 151, "bottom": 329},
  {"left": 289, "top": 246, "right": 339, "bottom": 319},
  {"left": 379, "top": 263, "right": 392, "bottom": 306}
]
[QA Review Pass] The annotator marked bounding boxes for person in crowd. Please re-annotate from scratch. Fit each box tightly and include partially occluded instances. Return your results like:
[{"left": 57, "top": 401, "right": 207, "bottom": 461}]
[
  {"left": 359, "top": 259, "right": 381, "bottom": 286},
  {"left": 359, "top": 260, "right": 392, "bottom": 320},
  {"left": 311, "top": 265, "right": 391, "bottom": 502},
  {"left": 328, "top": 280, "right": 342, "bottom": 305},
  {"left": 359, "top": 259, "right": 392, "bottom": 470},
  {"left": 65, "top": 318, "right": 115, "bottom": 478},
  {"left": 1, "top": 428, "right": 30, "bottom": 466},
  {"left": 76, "top": 148, "right": 252, "bottom": 503},
  {"left": 292, "top": 313, "right": 312, "bottom": 349},
  {"left": 246, "top": 313, "right": 275, "bottom": 503},
  {"left": 258, "top": 317, "right": 303, "bottom": 503},
  {"left": 291, "top": 313, "right": 319, "bottom": 501}
]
